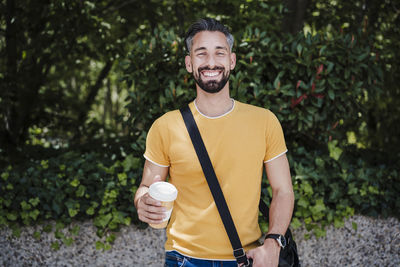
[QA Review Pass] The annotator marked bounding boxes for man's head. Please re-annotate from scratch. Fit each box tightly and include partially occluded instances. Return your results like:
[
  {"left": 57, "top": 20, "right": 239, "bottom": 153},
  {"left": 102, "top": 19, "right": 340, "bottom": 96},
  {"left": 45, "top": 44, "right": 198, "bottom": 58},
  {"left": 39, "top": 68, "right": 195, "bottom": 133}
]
[
  {"left": 184, "top": 18, "right": 234, "bottom": 54},
  {"left": 184, "top": 18, "right": 236, "bottom": 94}
]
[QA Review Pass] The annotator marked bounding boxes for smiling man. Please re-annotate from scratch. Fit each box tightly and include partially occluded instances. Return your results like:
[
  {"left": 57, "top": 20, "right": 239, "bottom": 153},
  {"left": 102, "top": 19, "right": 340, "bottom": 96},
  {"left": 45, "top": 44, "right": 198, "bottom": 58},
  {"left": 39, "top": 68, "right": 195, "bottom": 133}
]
[
  {"left": 187, "top": 30, "right": 233, "bottom": 94},
  {"left": 134, "top": 18, "right": 294, "bottom": 267}
]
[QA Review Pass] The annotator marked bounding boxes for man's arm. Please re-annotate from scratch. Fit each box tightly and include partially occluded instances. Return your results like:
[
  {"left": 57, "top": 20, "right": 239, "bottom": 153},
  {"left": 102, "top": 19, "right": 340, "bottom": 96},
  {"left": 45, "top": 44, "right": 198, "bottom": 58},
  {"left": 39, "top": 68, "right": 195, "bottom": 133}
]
[
  {"left": 134, "top": 159, "right": 169, "bottom": 225},
  {"left": 246, "top": 153, "right": 294, "bottom": 267}
]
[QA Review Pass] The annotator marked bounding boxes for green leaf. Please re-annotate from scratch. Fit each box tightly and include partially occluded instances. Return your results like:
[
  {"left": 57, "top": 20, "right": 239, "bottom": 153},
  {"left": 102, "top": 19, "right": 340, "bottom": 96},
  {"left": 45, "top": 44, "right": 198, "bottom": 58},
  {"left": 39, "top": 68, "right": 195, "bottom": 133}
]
[
  {"left": 29, "top": 209, "right": 40, "bottom": 220},
  {"left": 7, "top": 213, "right": 18, "bottom": 221},
  {"left": 303, "top": 182, "right": 314, "bottom": 195},
  {"left": 106, "top": 233, "right": 116, "bottom": 243},
  {"left": 352, "top": 222, "right": 358, "bottom": 231},
  {"left": 296, "top": 43, "right": 303, "bottom": 56},
  {"left": 70, "top": 225, "right": 80, "bottom": 236},
  {"left": 314, "top": 199, "right": 326, "bottom": 212},
  {"left": 63, "top": 237, "right": 74, "bottom": 246},
  {"left": 117, "top": 172, "right": 127, "bottom": 182},
  {"left": 315, "top": 157, "right": 325, "bottom": 168},
  {"left": 104, "top": 243, "right": 112, "bottom": 250},
  {"left": 334, "top": 217, "right": 344, "bottom": 228},
  {"left": 56, "top": 221, "right": 65, "bottom": 231},
  {"left": 328, "top": 89, "right": 335, "bottom": 100},
  {"left": 96, "top": 241, "right": 105, "bottom": 250},
  {"left": 314, "top": 227, "right": 326, "bottom": 238},
  {"left": 86, "top": 207, "right": 95, "bottom": 215},
  {"left": 33, "top": 231, "right": 41, "bottom": 240},
  {"left": 43, "top": 224, "right": 53, "bottom": 233},
  {"left": 94, "top": 213, "right": 112, "bottom": 228},
  {"left": 21, "top": 201, "right": 31, "bottom": 210},
  {"left": 326, "top": 62, "right": 334, "bottom": 74},
  {"left": 76, "top": 185, "right": 86, "bottom": 197},
  {"left": 122, "top": 155, "right": 140, "bottom": 171},
  {"left": 68, "top": 208, "right": 78, "bottom": 218},
  {"left": 1, "top": 172, "right": 9, "bottom": 180},
  {"left": 290, "top": 217, "right": 302, "bottom": 229},
  {"left": 297, "top": 197, "right": 308, "bottom": 208},
  {"left": 55, "top": 230, "right": 65, "bottom": 239},
  {"left": 51, "top": 242, "right": 60, "bottom": 251},
  {"left": 29, "top": 197, "right": 40, "bottom": 207},
  {"left": 319, "top": 45, "right": 326, "bottom": 56},
  {"left": 70, "top": 178, "right": 80, "bottom": 187},
  {"left": 328, "top": 141, "right": 343, "bottom": 161},
  {"left": 123, "top": 217, "right": 131, "bottom": 226},
  {"left": 40, "top": 160, "right": 49, "bottom": 169}
]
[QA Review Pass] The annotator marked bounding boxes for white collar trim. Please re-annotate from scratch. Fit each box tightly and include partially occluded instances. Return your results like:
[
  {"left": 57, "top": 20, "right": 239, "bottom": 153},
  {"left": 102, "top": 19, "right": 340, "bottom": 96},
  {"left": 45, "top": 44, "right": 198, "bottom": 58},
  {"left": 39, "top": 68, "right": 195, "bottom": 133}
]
[{"left": 194, "top": 98, "right": 235, "bottom": 119}]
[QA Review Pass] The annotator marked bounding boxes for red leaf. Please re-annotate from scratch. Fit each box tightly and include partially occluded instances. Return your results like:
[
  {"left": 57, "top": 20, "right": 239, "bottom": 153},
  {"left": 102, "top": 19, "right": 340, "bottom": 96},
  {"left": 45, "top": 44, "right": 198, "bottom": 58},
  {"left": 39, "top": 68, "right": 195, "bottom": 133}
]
[
  {"left": 317, "top": 64, "right": 324, "bottom": 75},
  {"left": 312, "top": 93, "right": 325, "bottom": 99},
  {"left": 291, "top": 94, "right": 308, "bottom": 108},
  {"left": 296, "top": 80, "right": 302, "bottom": 89}
]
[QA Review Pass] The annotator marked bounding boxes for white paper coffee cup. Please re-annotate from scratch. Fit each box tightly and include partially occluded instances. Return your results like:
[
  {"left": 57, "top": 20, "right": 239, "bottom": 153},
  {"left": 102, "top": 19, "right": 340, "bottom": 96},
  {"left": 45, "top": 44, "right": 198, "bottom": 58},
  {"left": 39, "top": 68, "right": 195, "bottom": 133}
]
[{"left": 148, "top": 182, "right": 178, "bottom": 229}]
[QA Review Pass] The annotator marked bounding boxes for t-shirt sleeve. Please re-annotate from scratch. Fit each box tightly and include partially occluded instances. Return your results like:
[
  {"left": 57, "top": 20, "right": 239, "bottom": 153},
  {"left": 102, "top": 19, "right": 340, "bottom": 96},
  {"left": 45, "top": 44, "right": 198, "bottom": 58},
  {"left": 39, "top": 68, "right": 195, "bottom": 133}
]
[
  {"left": 143, "top": 117, "right": 170, "bottom": 167},
  {"left": 264, "top": 111, "right": 288, "bottom": 162}
]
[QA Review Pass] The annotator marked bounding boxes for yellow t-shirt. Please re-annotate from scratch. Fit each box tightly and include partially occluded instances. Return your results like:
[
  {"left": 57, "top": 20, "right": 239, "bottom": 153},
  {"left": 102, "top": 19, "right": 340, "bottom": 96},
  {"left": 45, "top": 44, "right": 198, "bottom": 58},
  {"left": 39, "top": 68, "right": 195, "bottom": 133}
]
[{"left": 144, "top": 100, "right": 287, "bottom": 260}]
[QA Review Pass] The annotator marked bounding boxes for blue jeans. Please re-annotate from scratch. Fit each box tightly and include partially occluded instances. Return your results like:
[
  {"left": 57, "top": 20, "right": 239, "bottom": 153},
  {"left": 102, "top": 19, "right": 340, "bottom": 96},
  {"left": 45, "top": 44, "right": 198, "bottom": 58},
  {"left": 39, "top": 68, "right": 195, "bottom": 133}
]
[{"left": 165, "top": 250, "right": 238, "bottom": 267}]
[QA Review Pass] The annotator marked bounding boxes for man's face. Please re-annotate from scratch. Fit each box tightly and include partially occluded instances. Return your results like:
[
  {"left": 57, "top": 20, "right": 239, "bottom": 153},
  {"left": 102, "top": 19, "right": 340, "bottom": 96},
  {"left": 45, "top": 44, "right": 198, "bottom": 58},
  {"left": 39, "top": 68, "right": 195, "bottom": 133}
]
[{"left": 185, "top": 31, "right": 236, "bottom": 94}]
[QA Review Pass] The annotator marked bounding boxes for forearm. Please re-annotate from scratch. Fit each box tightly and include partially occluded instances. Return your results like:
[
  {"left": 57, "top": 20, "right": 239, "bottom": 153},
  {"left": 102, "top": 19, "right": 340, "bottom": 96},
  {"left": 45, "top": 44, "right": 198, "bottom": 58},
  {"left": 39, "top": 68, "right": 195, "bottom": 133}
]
[
  {"left": 264, "top": 154, "right": 294, "bottom": 235},
  {"left": 134, "top": 160, "right": 168, "bottom": 209},
  {"left": 267, "top": 188, "right": 294, "bottom": 235}
]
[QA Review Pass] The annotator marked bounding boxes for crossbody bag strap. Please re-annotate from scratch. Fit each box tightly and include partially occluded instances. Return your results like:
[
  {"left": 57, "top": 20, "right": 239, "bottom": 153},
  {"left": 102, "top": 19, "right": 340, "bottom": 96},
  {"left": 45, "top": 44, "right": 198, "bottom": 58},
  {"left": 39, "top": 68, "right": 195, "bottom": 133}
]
[{"left": 179, "top": 105, "right": 251, "bottom": 266}]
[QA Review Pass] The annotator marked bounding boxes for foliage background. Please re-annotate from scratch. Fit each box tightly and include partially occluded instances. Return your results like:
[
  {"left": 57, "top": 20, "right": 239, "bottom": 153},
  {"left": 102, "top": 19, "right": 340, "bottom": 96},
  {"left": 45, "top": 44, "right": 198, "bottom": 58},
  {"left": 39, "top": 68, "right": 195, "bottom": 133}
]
[{"left": 1, "top": 0, "right": 399, "bottom": 246}]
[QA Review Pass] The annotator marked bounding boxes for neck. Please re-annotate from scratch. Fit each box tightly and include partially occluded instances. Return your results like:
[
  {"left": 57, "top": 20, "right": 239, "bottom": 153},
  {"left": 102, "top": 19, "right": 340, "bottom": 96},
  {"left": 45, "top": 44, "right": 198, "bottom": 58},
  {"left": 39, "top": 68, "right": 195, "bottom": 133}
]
[{"left": 195, "top": 84, "right": 233, "bottom": 117}]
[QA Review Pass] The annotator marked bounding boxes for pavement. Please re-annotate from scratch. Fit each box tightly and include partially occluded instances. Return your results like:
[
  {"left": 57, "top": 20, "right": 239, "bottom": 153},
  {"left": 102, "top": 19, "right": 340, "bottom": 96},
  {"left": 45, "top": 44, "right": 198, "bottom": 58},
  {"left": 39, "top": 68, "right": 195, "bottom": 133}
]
[{"left": 0, "top": 215, "right": 399, "bottom": 266}]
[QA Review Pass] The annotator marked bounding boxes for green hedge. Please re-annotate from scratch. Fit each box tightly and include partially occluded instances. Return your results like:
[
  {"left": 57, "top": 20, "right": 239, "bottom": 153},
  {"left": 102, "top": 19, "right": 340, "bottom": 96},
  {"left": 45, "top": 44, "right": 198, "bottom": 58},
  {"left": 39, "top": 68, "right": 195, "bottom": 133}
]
[
  {"left": 0, "top": 141, "right": 145, "bottom": 248},
  {"left": 1, "top": 26, "right": 399, "bottom": 244},
  {"left": 122, "top": 25, "right": 399, "bottom": 236}
]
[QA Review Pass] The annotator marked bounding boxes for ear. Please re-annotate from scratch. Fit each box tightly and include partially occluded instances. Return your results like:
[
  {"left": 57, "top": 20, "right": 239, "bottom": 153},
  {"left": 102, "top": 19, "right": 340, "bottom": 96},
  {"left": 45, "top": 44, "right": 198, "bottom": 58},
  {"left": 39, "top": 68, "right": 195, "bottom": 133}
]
[
  {"left": 230, "top": 52, "right": 236, "bottom": 70},
  {"left": 185, "top": 55, "right": 193, "bottom": 73}
]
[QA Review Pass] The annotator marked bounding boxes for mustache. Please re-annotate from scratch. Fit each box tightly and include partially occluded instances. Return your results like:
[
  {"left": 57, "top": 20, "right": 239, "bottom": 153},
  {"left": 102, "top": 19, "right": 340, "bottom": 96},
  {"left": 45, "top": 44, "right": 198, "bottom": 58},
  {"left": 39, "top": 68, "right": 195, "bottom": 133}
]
[{"left": 197, "top": 66, "right": 225, "bottom": 72}]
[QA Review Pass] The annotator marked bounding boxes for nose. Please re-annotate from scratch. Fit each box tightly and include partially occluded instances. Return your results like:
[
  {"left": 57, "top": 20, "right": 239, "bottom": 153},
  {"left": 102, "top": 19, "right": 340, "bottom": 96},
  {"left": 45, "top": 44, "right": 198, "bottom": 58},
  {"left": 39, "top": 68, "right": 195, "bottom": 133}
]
[{"left": 207, "top": 54, "right": 216, "bottom": 68}]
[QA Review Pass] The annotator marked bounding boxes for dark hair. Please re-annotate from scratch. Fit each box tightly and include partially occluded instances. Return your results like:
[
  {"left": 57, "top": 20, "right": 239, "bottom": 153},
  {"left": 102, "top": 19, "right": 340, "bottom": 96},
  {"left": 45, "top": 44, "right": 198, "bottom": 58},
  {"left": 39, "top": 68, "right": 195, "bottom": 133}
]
[{"left": 184, "top": 18, "right": 234, "bottom": 54}]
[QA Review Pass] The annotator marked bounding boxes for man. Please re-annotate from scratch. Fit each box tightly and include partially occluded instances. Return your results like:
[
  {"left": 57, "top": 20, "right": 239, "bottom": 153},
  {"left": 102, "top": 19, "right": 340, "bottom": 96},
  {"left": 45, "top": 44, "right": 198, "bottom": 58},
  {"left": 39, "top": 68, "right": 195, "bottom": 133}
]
[{"left": 134, "top": 18, "right": 294, "bottom": 267}]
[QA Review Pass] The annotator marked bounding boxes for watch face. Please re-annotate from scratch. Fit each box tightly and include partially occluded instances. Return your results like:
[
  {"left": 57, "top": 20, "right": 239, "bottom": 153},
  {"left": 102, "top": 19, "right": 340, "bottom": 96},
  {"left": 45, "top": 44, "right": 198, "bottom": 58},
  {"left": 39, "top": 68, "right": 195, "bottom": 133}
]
[
  {"left": 266, "top": 234, "right": 287, "bottom": 248},
  {"left": 278, "top": 235, "right": 287, "bottom": 248}
]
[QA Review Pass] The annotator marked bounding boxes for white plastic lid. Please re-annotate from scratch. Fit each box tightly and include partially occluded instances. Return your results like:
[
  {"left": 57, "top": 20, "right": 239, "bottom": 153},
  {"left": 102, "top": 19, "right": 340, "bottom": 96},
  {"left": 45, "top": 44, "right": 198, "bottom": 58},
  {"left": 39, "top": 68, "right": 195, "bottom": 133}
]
[{"left": 149, "top": 182, "right": 178, "bottom": 202}]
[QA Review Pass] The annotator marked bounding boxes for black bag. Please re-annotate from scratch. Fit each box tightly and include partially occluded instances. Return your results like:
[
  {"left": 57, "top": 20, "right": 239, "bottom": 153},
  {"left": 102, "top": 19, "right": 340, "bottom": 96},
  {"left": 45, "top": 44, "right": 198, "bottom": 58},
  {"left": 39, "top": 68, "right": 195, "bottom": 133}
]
[
  {"left": 259, "top": 201, "right": 300, "bottom": 267},
  {"left": 180, "top": 105, "right": 300, "bottom": 267}
]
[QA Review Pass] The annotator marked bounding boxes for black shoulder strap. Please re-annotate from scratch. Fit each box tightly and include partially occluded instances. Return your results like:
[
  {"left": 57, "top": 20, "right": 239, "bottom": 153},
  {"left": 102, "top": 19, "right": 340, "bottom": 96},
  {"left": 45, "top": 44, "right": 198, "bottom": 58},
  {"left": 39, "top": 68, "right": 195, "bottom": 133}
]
[{"left": 180, "top": 105, "right": 251, "bottom": 266}]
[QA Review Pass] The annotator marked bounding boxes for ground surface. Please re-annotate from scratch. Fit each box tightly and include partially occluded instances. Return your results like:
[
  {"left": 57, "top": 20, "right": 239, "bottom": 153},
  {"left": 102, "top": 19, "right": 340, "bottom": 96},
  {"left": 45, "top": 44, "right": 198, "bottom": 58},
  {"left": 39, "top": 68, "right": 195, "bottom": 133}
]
[{"left": 0, "top": 215, "right": 399, "bottom": 266}]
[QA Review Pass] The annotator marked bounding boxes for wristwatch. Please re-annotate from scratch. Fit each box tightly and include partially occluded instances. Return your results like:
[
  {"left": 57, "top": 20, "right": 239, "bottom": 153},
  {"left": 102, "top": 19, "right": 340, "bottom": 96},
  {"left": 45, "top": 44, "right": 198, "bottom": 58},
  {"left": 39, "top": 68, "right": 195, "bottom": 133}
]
[{"left": 265, "top": 234, "right": 287, "bottom": 248}]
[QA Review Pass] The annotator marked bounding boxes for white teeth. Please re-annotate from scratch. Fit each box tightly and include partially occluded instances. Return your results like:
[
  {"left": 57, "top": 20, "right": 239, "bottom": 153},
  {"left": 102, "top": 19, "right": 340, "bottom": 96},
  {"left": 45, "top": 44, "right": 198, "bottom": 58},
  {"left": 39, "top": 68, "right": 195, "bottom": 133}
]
[{"left": 203, "top": 71, "right": 219, "bottom": 77}]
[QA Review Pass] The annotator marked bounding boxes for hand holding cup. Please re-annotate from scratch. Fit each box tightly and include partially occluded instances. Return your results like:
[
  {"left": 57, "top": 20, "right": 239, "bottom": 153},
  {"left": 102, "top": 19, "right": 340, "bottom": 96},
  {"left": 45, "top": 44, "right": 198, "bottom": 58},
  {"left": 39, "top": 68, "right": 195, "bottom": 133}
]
[{"left": 136, "top": 175, "right": 178, "bottom": 228}]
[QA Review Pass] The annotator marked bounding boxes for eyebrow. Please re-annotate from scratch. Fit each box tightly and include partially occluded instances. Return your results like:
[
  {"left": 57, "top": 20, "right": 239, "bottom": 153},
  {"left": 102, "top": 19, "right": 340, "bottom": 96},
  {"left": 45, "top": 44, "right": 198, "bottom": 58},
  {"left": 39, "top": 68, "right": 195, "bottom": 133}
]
[{"left": 193, "top": 46, "right": 228, "bottom": 53}]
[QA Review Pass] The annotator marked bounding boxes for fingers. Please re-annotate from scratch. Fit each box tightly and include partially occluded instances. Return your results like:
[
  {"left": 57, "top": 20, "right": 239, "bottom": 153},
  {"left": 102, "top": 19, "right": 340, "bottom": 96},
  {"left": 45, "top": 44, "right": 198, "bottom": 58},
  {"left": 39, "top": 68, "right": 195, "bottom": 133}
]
[
  {"left": 246, "top": 249, "right": 254, "bottom": 259},
  {"left": 137, "top": 193, "right": 166, "bottom": 224}
]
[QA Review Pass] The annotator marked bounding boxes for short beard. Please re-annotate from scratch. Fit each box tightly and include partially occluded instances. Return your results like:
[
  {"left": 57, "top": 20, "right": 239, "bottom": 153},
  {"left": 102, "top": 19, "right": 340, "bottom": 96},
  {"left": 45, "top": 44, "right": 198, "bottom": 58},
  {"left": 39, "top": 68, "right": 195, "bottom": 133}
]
[{"left": 193, "top": 66, "right": 230, "bottom": 94}]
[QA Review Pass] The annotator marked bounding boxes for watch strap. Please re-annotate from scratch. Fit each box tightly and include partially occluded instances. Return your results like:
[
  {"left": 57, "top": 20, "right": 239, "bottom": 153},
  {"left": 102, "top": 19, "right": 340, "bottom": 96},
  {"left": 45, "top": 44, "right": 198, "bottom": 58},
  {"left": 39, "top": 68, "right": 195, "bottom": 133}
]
[{"left": 265, "top": 234, "right": 287, "bottom": 248}]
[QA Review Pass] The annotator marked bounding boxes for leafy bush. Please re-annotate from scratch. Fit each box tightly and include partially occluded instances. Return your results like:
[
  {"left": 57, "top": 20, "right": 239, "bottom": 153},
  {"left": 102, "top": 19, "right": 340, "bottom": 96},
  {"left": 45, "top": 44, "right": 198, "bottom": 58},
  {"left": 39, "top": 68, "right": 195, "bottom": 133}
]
[
  {"left": 121, "top": 24, "right": 399, "bottom": 237},
  {"left": 0, "top": 140, "right": 145, "bottom": 247},
  {"left": 1, "top": 24, "right": 398, "bottom": 243}
]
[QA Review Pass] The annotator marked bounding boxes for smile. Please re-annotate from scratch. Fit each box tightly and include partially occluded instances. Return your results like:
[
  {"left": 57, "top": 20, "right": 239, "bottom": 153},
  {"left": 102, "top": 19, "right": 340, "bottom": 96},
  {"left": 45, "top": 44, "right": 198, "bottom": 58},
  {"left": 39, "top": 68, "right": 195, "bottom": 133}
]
[{"left": 201, "top": 70, "right": 221, "bottom": 77}]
